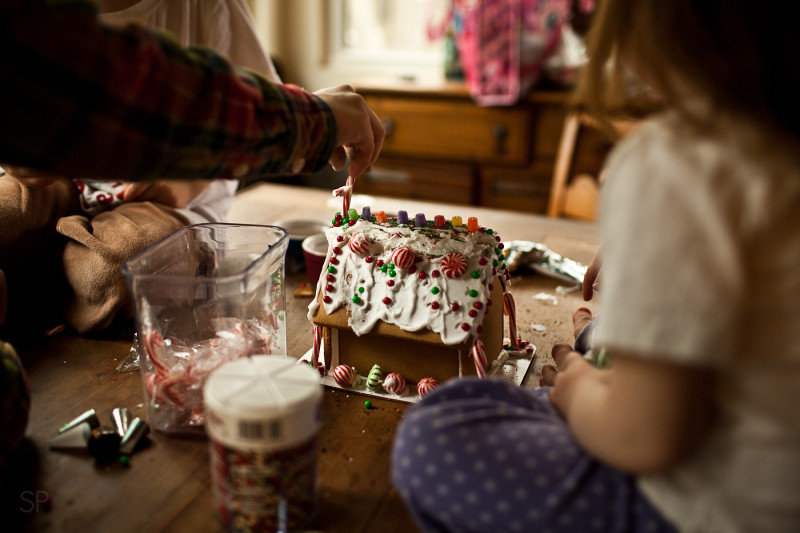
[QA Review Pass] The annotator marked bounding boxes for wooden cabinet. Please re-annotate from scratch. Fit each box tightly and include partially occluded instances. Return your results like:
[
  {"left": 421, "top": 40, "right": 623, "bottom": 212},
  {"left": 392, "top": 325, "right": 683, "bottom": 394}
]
[{"left": 356, "top": 82, "right": 611, "bottom": 214}]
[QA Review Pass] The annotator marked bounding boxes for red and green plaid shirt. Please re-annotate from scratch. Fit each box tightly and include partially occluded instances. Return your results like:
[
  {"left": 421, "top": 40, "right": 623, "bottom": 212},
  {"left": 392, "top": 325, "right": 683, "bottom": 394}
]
[{"left": 0, "top": 0, "right": 336, "bottom": 182}]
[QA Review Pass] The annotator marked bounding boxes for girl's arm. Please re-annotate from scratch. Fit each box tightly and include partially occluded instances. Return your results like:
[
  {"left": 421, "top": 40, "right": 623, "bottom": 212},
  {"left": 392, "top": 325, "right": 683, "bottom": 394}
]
[{"left": 547, "top": 345, "right": 714, "bottom": 474}]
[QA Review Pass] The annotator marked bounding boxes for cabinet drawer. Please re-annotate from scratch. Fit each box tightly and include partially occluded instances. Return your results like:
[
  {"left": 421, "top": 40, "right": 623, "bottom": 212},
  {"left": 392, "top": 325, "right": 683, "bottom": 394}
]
[
  {"left": 479, "top": 161, "right": 553, "bottom": 213},
  {"left": 365, "top": 96, "right": 530, "bottom": 165},
  {"left": 359, "top": 157, "right": 476, "bottom": 205}
]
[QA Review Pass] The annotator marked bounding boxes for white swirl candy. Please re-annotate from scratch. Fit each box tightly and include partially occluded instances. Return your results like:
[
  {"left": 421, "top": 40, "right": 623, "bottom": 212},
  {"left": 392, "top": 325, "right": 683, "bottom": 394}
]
[
  {"left": 440, "top": 252, "right": 467, "bottom": 278},
  {"left": 391, "top": 246, "right": 415, "bottom": 269},
  {"left": 382, "top": 372, "right": 407, "bottom": 395},
  {"left": 416, "top": 377, "right": 439, "bottom": 397},
  {"left": 348, "top": 232, "right": 370, "bottom": 255},
  {"left": 332, "top": 364, "right": 356, "bottom": 387}
]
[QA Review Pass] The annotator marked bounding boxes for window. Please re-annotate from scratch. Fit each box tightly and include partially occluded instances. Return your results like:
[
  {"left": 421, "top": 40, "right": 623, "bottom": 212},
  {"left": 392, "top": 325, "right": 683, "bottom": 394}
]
[{"left": 333, "top": 0, "right": 450, "bottom": 66}]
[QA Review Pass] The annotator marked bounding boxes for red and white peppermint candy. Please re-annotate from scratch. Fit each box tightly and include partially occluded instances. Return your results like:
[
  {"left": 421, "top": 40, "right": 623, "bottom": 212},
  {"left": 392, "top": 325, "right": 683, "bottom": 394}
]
[
  {"left": 441, "top": 252, "right": 467, "bottom": 278},
  {"left": 382, "top": 372, "right": 407, "bottom": 395},
  {"left": 348, "top": 232, "right": 370, "bottom": 255},
  {"left": 391, "top": 246, "right": 415, "bottom": 269},
  {"left": 416, "top": 377, "right": 439, "bottom": 397},
  {"left": 332, "top": 364, "right": 356, "bottom": 387},
  {"left": 472, "top": 340, "right": 488, "bottom": 378}
]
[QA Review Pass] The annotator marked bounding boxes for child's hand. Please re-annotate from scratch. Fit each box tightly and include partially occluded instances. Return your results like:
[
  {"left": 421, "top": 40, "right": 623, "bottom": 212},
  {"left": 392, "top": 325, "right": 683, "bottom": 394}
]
[
  {"left": 117, "top": 180, "right": 212, "bottom": 208},
  {"left": 572, "top": 306, "right": 594, "bottom": 341},
  {"left": 314, "top": 85, "right": 385, "bottom": 180},
  {"left": 542, "top": 344, "right": 600, "bottom": 417},
  {"left": 582, "top": 245, "right": 602, "bottom": 301}
]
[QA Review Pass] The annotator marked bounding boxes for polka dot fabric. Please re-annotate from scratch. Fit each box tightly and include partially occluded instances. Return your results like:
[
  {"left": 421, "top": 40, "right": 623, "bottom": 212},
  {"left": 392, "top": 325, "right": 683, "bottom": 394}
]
[{"left": 391, "top": 378, "right": 676, "bottom": 533}]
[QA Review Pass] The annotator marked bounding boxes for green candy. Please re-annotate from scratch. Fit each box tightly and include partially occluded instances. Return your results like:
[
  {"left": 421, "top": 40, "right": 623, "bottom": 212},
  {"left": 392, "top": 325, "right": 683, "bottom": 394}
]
[
  {"left": 366, "top": 364, "right": 382, "bottom": 390},
  {"left": 469, "top": 289, "right": 478, "bottom": 298}
]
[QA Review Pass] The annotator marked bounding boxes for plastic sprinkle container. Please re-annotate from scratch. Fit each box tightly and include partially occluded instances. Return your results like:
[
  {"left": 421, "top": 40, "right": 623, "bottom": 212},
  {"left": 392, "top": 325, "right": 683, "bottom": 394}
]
[{"left": 204, "top": 356, "right": 322, "bottom": 533}]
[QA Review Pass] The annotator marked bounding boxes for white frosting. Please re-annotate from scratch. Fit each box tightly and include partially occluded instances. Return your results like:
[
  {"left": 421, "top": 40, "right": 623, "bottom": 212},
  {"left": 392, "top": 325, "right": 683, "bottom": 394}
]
[{"left": 307, "top": 218, "right": 503, "bottom": 346}]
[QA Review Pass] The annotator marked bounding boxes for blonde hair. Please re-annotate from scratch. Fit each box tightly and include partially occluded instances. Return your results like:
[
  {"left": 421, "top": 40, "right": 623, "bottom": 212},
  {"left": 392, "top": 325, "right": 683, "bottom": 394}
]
[{"left": 576, "top": 0, "right": 800, "bottom": 143}]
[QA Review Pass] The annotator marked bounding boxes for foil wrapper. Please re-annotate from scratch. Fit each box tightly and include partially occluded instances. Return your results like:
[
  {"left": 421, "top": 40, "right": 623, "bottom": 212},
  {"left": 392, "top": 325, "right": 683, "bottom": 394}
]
[{"left": 503, "top": 241, "right": 588, "bottom": 285}]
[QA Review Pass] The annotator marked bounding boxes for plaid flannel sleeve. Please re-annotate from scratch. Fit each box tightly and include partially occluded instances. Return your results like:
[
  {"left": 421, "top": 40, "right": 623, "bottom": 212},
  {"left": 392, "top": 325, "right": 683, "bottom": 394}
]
[{"left": 0, "top": 0, "right": 337, "bottom": 182}]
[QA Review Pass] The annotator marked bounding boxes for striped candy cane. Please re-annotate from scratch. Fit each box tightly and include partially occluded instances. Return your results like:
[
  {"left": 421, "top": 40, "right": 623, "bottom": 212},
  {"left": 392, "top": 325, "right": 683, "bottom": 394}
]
[
  {"left": 311, "top": 324, "right": 322, "bottom": 368},
  {"left": 497, "top": 271, "right": 508, "bottom": 293},
  {"left": 331, "top": 176, "right": 354, "bottom": 216},
  {"left": 345, "top": 175, "right": 354, "bottom": 214},
  {"left": 340, "top": 175, "right": 354, "bottom": 214},
  {"left": 503, "top": 292, "right": 518, "bottom": 349},
  {"left": 143, "top": 330, "right": 170, "bottom": 376},
  {"left": 472, "top": 340, "right": 487, "bottom": 378}
]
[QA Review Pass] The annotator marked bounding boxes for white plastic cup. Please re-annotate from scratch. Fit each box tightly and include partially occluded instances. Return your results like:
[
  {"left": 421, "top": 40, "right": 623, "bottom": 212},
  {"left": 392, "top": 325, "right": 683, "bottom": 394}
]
[{"left": 204, "top": 356, "right": 322, "bottom": 532}]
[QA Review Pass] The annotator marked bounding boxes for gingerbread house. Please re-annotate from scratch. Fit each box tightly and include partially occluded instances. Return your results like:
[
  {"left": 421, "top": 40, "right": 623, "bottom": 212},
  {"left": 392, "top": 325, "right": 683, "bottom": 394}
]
[{"left": 307, "top": 210, "right": 510, "bottom": 386}]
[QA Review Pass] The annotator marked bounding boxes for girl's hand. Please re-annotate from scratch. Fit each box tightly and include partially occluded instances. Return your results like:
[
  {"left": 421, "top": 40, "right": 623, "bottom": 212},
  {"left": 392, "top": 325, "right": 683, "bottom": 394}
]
[
  {"left": 582, "top": 245, "right": 602, "bottom": 301},
  {"left": 540, "top": 306, "right": 595, "bottom": 387},
  {"left": 541, "top": 343, "right": 602, "bottom": 417},
  {"left": 572, "top": 306, "right": 594, "bottom": 340}
]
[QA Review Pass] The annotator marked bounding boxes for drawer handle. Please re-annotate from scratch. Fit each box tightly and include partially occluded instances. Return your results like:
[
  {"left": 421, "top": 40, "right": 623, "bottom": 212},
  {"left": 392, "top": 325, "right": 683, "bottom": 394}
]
[
  {"left": 365, "top": 167, "right": 409, "bottom": 184},
  {"left": 494, "top": 125, "right": 508, "bottom": 155},
  {"left": 492, "top": 180, "right": 538, "bottom": 196},
  {"left": 381, "top": 117, "right": 396, "bottom": 139}
]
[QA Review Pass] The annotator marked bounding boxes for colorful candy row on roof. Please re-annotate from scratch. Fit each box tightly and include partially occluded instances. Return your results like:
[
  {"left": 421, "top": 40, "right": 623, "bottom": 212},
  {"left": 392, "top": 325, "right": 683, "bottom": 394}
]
[{"left": 332, "top": 207, "right": 495, "bottom": 235}]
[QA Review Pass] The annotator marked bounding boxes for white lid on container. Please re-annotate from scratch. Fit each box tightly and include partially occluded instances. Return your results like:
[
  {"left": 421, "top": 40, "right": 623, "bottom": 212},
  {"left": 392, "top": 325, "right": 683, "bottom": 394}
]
[{"left": 204, "top": 356, "right": 322, "bottom": 450}]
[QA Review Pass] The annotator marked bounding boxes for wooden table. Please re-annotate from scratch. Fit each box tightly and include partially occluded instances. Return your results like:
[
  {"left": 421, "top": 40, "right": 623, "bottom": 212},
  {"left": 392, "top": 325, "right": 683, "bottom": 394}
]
[{"left": 6, "top": 184, "right": 598, "bottom": 532}]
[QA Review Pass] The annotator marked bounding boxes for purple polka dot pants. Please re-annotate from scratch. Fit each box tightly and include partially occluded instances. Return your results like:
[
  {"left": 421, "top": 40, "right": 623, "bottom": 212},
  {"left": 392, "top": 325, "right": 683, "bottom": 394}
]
[{"left": 392, "top": 378, "right": 675, "bottom": 533}]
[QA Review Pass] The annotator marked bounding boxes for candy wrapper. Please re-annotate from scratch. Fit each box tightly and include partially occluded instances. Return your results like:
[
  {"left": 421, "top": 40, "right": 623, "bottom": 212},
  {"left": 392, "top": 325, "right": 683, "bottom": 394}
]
[
  {"left": 503, "top": 240, "right": 588, "bottom": 285},
  {"left": 139, "top": 315, "right": 280, "bottom": 433}
]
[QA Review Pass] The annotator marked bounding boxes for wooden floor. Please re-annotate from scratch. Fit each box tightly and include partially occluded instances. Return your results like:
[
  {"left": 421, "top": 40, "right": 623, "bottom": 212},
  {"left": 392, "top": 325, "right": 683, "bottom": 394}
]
[{"left": 3, "top": 184, "right": 598, "bottom": 532}]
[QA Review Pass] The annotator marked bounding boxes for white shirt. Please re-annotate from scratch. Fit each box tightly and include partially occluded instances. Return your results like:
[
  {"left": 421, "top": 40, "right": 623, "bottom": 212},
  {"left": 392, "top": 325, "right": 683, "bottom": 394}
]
[
  {"left": 594, "top": 111, "right": 800, "bottom": 532},
  {"left": 96, "top": 0, "right": 280, "bottom": 223}
]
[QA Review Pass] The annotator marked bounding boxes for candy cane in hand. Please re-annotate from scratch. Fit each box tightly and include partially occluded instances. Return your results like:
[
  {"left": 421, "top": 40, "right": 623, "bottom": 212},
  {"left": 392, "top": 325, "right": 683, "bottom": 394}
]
[{"left": 332, "top": 175, "right": 354, "bottom": 215}]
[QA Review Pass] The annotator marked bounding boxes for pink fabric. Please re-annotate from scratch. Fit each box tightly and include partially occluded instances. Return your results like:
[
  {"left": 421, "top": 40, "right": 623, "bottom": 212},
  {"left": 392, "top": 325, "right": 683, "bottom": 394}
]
[{"left": 453, "top": 0, "right": 571, "bottom": 105}]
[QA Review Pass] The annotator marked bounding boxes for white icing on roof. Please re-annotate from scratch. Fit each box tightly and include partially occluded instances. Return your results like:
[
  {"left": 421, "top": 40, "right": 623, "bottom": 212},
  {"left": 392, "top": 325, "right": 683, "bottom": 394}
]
[{"left": 307, "top": 218, "right": 504, "bottom": 346}]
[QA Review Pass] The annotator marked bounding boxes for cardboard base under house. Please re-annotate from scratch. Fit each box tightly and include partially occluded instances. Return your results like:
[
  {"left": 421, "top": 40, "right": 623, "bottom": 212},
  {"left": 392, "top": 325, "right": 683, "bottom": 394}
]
[{"left": 299, "top": 341, "right": 537, "bottom": 404}]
